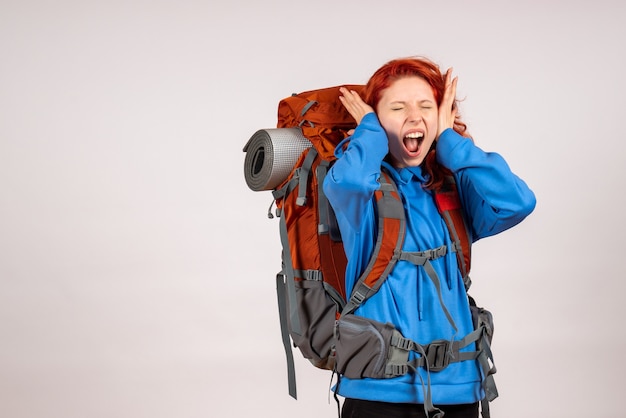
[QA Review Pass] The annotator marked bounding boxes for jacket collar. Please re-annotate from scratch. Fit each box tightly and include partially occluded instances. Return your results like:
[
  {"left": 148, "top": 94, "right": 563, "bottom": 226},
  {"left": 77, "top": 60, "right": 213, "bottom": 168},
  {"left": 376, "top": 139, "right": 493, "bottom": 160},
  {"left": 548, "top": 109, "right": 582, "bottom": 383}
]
[{"left": 383, "top": 161, "right": 427, "bottom": 185}]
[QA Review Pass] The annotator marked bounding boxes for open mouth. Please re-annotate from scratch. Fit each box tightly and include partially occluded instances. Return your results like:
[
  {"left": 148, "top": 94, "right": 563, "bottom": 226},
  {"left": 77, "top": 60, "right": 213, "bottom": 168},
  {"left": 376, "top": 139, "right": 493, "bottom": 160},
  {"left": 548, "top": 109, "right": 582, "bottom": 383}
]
[{"left": 404, "top": 131, "right": 424, "bottom": 154}]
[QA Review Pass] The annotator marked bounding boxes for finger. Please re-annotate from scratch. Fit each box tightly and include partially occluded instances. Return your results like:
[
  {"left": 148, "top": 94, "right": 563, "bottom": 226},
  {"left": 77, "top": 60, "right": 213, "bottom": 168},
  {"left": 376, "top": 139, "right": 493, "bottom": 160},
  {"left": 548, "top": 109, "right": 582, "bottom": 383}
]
[
  {"left": 345, "top": 89, "right": 363, "bottom": 107},
  {"left": 448, "top": 76, "right": 458, "bottom": 106},
  {"left": 450, "top": 75, "right": 458, "bottom": 94},
  {"left": 340, "top": 94, "right": 359, "bottom": 113},
  {"left": 339, "top": 87, "right": 353, "bottom": 104},
  {"left": 445, "top": 67, "right": 453, "bottom": 84},
  {"left": 339, "top": 89, "right": 358, "bottom": 109},
  {"left": 339, "top": 88, "right": 357, "bottom": 106},
  {"left": 442, "top": 76, "right": 458, "bottom": 110}
]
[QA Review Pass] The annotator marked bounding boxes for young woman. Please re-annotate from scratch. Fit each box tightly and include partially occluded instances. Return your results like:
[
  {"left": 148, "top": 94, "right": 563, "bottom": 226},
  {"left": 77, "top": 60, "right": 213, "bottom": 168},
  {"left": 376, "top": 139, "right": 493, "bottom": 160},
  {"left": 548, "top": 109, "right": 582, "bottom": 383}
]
[{"left": 323, "top": 57, "right": 536, "bottom": 418}]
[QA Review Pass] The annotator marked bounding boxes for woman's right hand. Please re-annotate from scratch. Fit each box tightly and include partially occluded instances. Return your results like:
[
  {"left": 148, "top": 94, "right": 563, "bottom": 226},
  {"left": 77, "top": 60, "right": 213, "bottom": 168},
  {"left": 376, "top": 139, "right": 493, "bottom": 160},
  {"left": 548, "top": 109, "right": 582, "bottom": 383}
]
[{"left": 339, "top": 87, "right": 374, "bottom": 125}]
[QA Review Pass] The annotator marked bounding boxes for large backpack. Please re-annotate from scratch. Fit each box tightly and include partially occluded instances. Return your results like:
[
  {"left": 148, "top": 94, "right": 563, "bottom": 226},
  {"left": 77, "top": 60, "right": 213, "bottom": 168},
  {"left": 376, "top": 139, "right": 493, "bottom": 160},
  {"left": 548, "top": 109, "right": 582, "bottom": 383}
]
[{"left": 243, "top": 86, "right": 498, "bottom": 418}]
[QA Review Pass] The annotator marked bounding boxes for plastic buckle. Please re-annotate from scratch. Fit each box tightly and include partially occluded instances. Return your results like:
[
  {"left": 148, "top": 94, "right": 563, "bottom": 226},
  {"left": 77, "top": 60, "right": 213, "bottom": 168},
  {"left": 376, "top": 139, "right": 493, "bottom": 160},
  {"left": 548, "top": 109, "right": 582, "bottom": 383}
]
[
  {"left": 426, "top": 340, "right": 451, "bottom": 372},
  {"left": 386, "top": 363, "right": 408, "bottom": 377}
]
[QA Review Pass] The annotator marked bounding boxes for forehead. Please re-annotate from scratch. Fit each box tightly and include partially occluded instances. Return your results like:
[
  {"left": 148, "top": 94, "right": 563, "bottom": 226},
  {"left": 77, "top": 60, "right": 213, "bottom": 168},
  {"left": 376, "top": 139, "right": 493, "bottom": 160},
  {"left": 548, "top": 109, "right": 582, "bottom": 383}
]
[{"left": 380, "top": 76, "right": 435, "bottom": 103}]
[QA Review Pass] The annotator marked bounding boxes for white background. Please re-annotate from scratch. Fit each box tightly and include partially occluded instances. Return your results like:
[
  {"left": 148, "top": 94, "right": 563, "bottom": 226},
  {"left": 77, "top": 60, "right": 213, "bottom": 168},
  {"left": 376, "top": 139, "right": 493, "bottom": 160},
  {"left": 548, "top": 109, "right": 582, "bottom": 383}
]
[{"left": 1, "top": 1, "right": 625, "bottom": 417}]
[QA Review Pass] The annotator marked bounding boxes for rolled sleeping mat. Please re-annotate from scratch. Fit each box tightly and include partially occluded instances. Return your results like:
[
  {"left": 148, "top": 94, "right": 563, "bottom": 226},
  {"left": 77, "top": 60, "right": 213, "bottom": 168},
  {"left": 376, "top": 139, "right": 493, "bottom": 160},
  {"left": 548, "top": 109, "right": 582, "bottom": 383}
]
[{"left": 243, "top": 128, "right": 312, "bottom": 191}]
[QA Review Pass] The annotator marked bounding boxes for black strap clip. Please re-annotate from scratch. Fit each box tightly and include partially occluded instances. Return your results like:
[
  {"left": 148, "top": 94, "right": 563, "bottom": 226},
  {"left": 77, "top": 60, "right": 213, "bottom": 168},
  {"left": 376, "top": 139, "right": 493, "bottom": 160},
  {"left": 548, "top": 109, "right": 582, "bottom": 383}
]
[{"left": 425, "top": 340, "right": 452, "bottom": 372}]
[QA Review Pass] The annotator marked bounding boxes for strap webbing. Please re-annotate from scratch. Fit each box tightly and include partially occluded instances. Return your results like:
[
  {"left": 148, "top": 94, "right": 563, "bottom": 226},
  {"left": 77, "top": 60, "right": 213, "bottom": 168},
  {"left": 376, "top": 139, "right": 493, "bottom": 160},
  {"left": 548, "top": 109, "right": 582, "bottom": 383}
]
[
  {"left": 276, "top": 272, "right": 297, "bottom": 399},
  {"left": 296, "top": 148, "right": 318, "bottom": 206},
  {"left": 399, "top": 245, "right": 458, "bottom": 334},
  {"left": 300, "top": 100, "right": 318, "bottom": 117},
  {"left": 316, "top": 160, "right": 331, "bottom": 234},
  {"left": 297, "top": 99, "right": 317, "bottom": 128},
  {"left": 278, "top": 211, "right": 301, "bottom": 336}
]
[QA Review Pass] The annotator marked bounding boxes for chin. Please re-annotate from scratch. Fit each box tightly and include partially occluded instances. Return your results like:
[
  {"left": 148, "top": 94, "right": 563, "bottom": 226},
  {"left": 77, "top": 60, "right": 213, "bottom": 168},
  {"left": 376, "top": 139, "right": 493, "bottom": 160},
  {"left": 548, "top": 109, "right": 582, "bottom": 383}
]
[{"left": 405, "top": 154, "right": 426, "bottom": 167}]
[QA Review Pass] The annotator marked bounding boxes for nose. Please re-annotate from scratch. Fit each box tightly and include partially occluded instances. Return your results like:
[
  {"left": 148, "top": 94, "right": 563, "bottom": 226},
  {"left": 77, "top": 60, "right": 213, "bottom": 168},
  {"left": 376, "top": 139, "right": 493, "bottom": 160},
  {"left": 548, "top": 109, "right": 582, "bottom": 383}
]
[{"left": 407, "top": 105, "right": 422, "bottom": 123}]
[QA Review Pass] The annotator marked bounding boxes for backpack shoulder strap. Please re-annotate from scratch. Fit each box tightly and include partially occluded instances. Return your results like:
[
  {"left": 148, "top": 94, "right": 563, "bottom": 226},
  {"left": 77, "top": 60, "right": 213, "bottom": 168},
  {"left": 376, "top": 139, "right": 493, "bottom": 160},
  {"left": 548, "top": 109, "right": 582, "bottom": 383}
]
[
  {"left": 433, "top": 174, "right": 472, "bottom": 290},
  {"left": 342, "top": 170, "right": 406, "bottom": 315}
]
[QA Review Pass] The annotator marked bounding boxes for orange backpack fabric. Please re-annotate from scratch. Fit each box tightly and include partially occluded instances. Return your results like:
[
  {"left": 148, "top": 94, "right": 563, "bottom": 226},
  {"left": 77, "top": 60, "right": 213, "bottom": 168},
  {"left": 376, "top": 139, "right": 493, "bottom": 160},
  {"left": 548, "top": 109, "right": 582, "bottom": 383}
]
[{"left": 277, "top": 85, "right": 365, "bottom": 160}]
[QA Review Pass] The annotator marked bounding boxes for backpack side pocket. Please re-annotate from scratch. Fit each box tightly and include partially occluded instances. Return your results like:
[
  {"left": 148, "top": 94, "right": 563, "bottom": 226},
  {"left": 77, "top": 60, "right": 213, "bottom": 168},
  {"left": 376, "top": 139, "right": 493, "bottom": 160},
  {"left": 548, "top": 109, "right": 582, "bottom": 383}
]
[
  {"left": 334, "top": 314, "right": 408, "bottom": 379},
  {"left": 286, "top": 278, "right": 339, "bottom": 370}
]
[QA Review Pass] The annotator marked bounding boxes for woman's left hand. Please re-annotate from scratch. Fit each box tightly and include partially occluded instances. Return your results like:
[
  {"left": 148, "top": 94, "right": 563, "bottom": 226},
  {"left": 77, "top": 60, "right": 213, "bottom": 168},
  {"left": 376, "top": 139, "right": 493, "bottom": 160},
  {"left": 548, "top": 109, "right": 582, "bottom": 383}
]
[{"left": 438, "top": 68, "right": 458, "bottom": 139}]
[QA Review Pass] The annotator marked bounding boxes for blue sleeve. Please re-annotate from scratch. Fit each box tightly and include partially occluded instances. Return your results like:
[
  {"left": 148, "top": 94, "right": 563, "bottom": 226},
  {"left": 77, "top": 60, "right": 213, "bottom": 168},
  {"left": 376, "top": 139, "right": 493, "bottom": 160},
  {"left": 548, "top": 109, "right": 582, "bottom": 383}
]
[
  {"left": 323, "top": 112, "right": 389, "bottom": 230},
  {"left": 436, "top": 128, "right": 536, "bottom": 241}
]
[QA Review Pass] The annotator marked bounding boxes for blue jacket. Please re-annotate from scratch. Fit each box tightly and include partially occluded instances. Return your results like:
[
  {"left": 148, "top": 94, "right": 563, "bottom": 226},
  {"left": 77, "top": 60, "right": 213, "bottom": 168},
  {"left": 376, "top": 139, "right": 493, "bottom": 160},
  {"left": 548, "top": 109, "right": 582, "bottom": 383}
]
[{"left": 323, "top": 112, "right": 536, "bottom": 405}]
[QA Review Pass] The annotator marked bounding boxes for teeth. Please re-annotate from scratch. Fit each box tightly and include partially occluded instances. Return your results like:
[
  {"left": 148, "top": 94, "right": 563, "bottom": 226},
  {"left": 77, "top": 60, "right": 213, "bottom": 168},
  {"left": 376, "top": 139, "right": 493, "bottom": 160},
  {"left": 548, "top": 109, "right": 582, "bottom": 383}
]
[{"left": 405, "top": 132, "right": 423, "bottom": 139}]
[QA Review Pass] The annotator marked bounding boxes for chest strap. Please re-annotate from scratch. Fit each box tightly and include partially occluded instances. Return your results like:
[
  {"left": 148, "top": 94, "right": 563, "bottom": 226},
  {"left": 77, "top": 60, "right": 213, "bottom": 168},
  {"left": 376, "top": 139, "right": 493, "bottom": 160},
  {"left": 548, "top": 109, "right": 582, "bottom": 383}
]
[{"left": 399, "top": 244, "right": 458, "bottom": 334}]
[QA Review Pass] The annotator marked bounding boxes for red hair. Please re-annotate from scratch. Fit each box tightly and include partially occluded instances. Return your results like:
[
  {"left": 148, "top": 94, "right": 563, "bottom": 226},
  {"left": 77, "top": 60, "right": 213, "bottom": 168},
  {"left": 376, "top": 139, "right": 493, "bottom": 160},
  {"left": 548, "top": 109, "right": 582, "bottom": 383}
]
[{"left": 363, "top": 57, "right": 471, "bottom": 190}]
